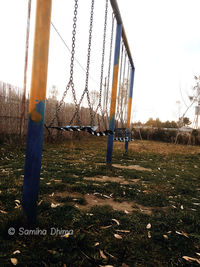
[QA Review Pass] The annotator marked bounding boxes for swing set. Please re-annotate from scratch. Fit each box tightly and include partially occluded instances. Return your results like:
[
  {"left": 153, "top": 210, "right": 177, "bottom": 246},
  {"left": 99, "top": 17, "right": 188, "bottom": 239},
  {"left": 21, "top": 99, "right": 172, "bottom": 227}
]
[{"left": 22, "top": 0, "right": 135, "bottom": 224}]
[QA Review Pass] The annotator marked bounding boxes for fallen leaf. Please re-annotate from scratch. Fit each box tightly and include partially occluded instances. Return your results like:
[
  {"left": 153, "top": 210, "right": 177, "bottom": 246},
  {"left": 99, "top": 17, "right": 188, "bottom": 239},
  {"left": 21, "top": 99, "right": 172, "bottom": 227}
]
[
  {"left": 51, "top": 203, "right": 60, "bottom": 208},
  {"left": 103, "top": 195, "right": 111, "bottom": 199},
  {"left": 116, "top": 230, "right": 130, "bottom": 233},
  {"left": 181, "top": 205, "right": 184, "bottom": 210},
  {"left": 61, "top": 233, "right": 69, "bottom": 238},
  {"left": 182, "top": 256, "right": 200, "bottom": 264},
  {"left": 14, "top": 203, "right": 21, "bottom": 209},
  {"left": 176, "top": 231, "right": 189, "bottom": 238},
  {"left": 114, "top": 234, "right": 123, "bottom": 239},
  {"left": 193, "top": 203, "right": 200, "bottom": 206},
  {"left": 99, "top": 250, "right": 107, "bottom": 259},
  {"left": 112, "top": 219, "right": 120, "bottom": 225},
  {"left": 100, "top": 225, "right": 112, "bottom": 229},
  {"left": 38, "top": 200, "right": 43, "bottom": 206},
  {"left": 147, "top": 231, "right": 151, "bottom": 238},
  {"left": 94, "top": 242, "right": 99, "bottom": 246},
  {"left": 10, "top": 258, "right": 18, "bottom": 265},
  {"left": 104, "top": 251, "right": 117, "bottom": 259},
  {"left": 13, "top": 250, "right": 20, "bottom": 255},
  {"left": 0, "top": 210, "right": 7, "bottom": 214},
  {"left": 146, "top": 223, "right": 151, "bottom": 229}
]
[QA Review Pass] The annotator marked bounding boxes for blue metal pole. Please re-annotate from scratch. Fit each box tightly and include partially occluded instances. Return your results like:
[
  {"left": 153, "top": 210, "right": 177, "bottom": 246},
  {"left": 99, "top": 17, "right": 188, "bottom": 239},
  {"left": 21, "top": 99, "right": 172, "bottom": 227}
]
[
  {"left": 125, "top": 67, "right": 135, "bottom": 153},
  {"left": 106, "top": 23, "right": 122, "bottom": 167},
  {"left": 22, "top": 0, "right": 52, "bottom": 225}
]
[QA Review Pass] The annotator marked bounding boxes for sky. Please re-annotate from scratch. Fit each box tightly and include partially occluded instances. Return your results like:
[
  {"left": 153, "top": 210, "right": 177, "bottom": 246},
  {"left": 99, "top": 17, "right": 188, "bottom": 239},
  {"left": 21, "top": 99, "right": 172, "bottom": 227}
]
[{"left": 0, "top": 0, "right": 200, "bottom": 124}]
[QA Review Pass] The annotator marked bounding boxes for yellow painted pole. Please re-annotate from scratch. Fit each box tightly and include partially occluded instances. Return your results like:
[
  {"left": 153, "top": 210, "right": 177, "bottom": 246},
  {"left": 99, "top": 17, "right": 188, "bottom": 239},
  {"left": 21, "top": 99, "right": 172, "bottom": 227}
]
[{"left": 22, "top": 0, "right": 52, "bottom": 225}]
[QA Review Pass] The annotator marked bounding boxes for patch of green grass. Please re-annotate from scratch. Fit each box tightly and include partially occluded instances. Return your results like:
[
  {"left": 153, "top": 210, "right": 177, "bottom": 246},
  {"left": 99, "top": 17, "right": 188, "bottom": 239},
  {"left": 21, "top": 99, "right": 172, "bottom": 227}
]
[{"left": 0, "top": 139, "right": 200, "bottom": 266}]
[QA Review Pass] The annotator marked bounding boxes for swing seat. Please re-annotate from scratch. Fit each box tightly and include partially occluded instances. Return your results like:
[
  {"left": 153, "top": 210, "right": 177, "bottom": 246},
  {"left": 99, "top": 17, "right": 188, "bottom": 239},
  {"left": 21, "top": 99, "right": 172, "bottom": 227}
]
[
  {"left": 114, "top": 136, "right": 133, "bottom": 142},
  {"left": 48, "top": 125, "right": 113, "bottom": 136}
]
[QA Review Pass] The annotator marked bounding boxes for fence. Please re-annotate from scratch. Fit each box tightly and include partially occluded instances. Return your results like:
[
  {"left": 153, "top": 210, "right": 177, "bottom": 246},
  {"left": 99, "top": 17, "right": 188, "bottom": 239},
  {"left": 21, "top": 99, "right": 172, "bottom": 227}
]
[
  {"left": 0, "top": 81, "right": 28, "bottom": 135},
  {"left": 0, "top": 81, "right": 123, "bottom": 139}
]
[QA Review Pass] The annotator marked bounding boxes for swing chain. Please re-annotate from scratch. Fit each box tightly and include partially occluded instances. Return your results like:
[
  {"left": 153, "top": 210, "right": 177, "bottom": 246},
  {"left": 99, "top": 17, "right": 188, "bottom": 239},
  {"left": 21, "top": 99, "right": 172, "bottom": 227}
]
[
  {"left": 48, "top": 0, "right": 79, "bottom": 128},
  {"left": 86, "top": 0, "right": 95, "bottom": 126},
  {"left": 70, "top": 0, "right": 95, "bottom": 126},
  {"left": 70, "top": 0, "right": 78, "bottom": 82},
  {"left": 98, "top": 0, "right": 108, "bottom": 108},
  {"left": 95, "top": 0, "right": 108, "bottom": 130},
  {"left": 70, "top": 0, "right": 82, "bottom": 125}
]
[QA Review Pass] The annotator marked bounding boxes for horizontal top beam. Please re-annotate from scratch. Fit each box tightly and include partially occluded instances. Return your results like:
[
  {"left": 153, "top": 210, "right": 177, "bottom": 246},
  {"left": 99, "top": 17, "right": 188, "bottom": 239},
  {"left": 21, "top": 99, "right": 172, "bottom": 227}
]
[{"left": 109, "top": 0, "right": 135, "bottom": 69}]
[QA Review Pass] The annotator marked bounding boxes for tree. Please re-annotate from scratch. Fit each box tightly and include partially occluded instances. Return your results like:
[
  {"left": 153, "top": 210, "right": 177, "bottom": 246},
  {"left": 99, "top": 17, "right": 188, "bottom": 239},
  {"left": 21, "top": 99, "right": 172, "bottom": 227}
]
[
  {"left": 90, "top": 90, "right": 99, "bottom": 110},
  {"left": 145, "top": 118, "right": 162, "bottom": 128},
  {"left": 174, "top": 75, "right": 200, "bottom": 144},
  {"left": 49, "top": 85, "right": 58, "bottom": 100},
  {"left": 145, "top": 118, "right": 154, "bottom": 127},
  {"left": 182, "top": 117, "right": 191, "bottom": 126}
]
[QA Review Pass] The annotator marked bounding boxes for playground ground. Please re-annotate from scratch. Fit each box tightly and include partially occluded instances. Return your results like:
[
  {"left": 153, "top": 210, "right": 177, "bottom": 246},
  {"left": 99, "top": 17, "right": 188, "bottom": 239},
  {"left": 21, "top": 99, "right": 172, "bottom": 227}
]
[{"left": 0, "top": 138, "right": 200, "bottom": 266}]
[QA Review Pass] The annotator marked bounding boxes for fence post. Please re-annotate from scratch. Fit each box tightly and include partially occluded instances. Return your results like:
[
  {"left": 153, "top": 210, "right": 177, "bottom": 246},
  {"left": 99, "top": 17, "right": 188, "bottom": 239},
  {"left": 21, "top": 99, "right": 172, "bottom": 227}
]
[
  {"left": 22, "top": 0, "right": 52, "bottom": 224},
  {"left": 106, "top": 23, "right": 122, "bottom": 167},
  {"left": 125, "top": 67, "right": 135, "bottom": 153}
]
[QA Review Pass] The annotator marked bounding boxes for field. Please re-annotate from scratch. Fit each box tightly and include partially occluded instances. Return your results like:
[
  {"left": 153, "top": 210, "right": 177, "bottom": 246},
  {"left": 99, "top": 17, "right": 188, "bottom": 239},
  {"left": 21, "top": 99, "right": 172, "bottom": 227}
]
[{"left": 0, "top": 138, "right": 200, "bottom": 266}]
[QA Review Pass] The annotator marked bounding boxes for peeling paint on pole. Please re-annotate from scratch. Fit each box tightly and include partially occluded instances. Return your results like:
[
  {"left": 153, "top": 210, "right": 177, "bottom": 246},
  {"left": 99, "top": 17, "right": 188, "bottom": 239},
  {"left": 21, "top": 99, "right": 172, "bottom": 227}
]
[{"left": 22, "top": 0, "right": 52, "bottom": 224}]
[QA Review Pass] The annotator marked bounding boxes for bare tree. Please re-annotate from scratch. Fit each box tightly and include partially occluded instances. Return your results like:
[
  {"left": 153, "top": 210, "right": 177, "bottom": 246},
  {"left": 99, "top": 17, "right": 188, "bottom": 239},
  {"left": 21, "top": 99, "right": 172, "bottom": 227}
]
[{"left": 175, "top": 76, "right": 200, "bottom": 144}]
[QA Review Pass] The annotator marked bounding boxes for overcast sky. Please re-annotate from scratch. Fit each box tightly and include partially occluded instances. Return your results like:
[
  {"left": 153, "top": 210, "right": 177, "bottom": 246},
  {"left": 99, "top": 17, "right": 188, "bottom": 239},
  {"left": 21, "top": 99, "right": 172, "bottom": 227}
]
[{"left": 0, "top": 0, "right": 200, "bottom": 123}]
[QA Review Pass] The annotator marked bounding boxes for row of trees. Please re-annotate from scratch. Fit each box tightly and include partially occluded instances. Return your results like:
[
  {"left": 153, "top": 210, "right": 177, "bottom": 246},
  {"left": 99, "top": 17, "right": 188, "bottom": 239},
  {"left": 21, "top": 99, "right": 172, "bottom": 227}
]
[{"left": 134, "top": 117, "right": 191, "bottom": 129}]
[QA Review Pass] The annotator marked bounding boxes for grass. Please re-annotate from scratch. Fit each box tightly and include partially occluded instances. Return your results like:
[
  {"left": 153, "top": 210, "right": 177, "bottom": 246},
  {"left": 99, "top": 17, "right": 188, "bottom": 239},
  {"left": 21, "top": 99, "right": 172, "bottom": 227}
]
[{"left": 0, "top": 137, "right": 200, "bottom": 266}]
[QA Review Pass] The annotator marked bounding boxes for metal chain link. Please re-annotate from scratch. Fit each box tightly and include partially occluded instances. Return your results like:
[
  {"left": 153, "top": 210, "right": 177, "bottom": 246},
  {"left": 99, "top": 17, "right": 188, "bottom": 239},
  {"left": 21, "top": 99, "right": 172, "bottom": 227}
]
[
  {"left": 95, "top": 0, "right": 108, "bottom": 122},
  {"left": 70, "top": 0, "right": 95, "bottom": 126},
  {"left": 48, "top": 0, "right": 79, "bottom": 127},
  {"left": 70, "top": 0, "right": 81, "bottom": 125}
]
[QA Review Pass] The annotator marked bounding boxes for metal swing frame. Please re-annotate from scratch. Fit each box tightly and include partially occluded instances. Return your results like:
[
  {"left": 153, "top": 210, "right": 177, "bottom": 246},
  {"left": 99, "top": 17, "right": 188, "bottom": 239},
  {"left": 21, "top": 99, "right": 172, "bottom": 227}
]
[{"left": 22, "top": 0, "right": 135, "bottom": 224}]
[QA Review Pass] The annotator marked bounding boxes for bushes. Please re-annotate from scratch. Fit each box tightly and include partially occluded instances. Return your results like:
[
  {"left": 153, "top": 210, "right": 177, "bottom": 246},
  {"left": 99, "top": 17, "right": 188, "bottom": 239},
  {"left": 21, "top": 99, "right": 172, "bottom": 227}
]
[{"left": 132, "top": 127, "right": 200, "bottom": 145}]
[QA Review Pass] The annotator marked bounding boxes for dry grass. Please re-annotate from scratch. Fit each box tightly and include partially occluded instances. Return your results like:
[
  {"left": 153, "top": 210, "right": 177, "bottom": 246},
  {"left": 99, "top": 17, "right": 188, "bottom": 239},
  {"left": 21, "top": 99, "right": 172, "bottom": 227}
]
[{"left": 114, "top": 139, "right": 200, "bottom": 154}]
